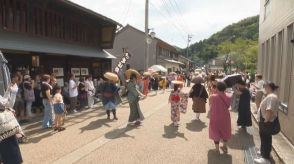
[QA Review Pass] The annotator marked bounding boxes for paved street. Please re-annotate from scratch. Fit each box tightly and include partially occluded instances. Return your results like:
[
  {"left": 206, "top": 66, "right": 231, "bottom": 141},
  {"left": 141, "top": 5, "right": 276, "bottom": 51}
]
[{"left": 20, "top": 87, "right": 263, "bottom": 164}]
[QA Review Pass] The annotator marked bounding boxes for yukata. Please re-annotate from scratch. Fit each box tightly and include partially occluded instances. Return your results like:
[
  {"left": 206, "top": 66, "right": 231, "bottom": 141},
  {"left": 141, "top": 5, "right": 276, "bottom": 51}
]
[
  {"left": 179, "top": 93, "right": 188, "bottom": 113},
  {"left": 169, "top": 90, "right": 182, "bottom": 123}
]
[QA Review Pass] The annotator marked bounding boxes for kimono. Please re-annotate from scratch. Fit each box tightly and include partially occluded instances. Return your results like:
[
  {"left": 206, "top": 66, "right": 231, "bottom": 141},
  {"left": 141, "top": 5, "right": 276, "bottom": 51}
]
[
  {"left": 101, "top": 82, "right": 119, "bottom": 111},
  {"left": 237, "top": 88, "right": 252, "bottom": 127},
  {"left": 127, "top": 81, "right": 144, "bottom": 122},
  {"left": 209, "top": 92, "right": 232, "bottom": 142},
  {"left": 169, "top": 90, "right": 182, "bottom": 123}
]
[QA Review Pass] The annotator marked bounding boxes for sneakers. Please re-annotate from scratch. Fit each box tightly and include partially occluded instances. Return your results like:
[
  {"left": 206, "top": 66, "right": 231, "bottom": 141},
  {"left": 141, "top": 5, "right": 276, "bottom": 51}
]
[
  {"left": 254, "top": 157, "right": 270, "bottom": 164},
  {"left": 73, "top": 109, "right": 78, "bottom": 113},
  {"left": 257, "top": 150, "right": 261, "bottom": 156}
]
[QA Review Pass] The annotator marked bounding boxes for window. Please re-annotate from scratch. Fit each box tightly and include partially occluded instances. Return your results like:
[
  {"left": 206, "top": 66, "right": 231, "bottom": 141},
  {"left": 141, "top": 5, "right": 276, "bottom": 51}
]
[
  {"left": 264, "top": 40, "right": 270, "bottom": 80},
  {"left": 269, "top": 35, "right": 276, "bottom": 81},
  {"left": 276, "top": 30, "right": 284, "bottom": 89},
  {"left": 264, "top": 0, "right": 271, "bottom": 20},
  {"left": 283, "top": 24, "right": 293, "bottom": 106},
  {"left": 261, "top": 43, "right": 265, "bottom": 74}
]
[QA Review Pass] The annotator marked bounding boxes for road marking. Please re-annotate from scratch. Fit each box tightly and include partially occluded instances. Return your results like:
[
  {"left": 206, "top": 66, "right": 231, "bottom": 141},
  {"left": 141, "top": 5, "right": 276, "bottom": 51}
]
[{"left": 52, "top": 102, "right": 168, "bottom": 164}]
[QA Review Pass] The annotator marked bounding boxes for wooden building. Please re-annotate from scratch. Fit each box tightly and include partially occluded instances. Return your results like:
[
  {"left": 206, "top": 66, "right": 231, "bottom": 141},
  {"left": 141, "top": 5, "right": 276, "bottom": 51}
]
[{"left": 0, "top": 0, "right": 119, "bottom": 85}]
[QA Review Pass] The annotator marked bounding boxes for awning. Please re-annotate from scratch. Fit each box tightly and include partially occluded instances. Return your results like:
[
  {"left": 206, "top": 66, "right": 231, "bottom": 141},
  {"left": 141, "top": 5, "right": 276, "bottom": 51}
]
[
  {"left": 164, "top": 59, "right": 185, "bottom": 65},
  {"left": 0, "top": 30, "right": 116, "bottom": 59}
]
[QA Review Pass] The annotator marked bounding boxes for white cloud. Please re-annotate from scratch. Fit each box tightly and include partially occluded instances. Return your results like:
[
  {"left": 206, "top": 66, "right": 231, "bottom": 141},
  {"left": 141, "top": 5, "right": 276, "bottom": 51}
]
[{"left": 70, "top": 0, "right": 259, "bottom": 48}]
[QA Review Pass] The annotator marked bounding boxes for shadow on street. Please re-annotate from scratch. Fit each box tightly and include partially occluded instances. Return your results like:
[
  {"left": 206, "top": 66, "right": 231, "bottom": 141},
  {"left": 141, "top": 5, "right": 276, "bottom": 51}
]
[
  {"left": 104, "top": 124, "right": 139, "bottom": 139},
  {"left": 207, "top": 149, "right": 232, "bottom": 164},
  {"left": 162, "top": 124, "right": 188, "bottom": 141},
  {"left": 186, "top": 120, "right": 207, "bottom": 132},
  {"left": 79, "top": 118, "right": 111, "bottom": 133}
]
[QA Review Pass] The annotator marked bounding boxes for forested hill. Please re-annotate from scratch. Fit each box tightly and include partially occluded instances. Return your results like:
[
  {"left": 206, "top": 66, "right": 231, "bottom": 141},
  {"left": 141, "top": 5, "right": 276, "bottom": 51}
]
[{"left": 187, "top": 15, "right": 259, "bottom": 68}]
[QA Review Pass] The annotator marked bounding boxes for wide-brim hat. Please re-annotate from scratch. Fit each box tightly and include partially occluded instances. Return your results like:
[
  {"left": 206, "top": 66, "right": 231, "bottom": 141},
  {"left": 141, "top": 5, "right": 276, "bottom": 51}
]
[
  {"left": 125, "top": 69, "right": 141, "bottom": 80},
  {"left": 172, "top": 80, "right": 184, "bottom": 85},
  {"left": 104, "top": 72, "right": 119, "bottom": 82}
]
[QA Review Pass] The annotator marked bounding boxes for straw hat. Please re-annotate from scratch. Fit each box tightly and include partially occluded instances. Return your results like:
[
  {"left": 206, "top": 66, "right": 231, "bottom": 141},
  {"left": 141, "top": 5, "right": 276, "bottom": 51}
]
[
  {"left": 104, "top": 72, "right": 119, "bottom": 82},
  {"left": 125, "top": 69, "right": 141, "bottom": 80},
  {"left": 171, "top": 80, "right": 184, "bottom": 85}
]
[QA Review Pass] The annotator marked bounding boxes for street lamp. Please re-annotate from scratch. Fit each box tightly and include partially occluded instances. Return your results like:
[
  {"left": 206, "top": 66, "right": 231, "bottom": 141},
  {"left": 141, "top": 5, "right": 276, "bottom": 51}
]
[{"left": 145, "top": 29, "right": 156, "bottom": 70}]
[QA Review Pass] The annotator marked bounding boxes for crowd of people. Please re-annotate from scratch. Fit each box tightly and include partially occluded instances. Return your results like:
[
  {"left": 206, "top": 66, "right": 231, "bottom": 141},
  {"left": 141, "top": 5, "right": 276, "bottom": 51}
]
[{"left": 0, "top": 67, "right": 281, "bottom": 164}]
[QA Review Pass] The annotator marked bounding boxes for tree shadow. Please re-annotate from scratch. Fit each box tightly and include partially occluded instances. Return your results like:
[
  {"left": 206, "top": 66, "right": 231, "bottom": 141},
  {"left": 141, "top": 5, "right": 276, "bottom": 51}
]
[
  {"left": 207, "top": 149, "right": 232, "bottom": 164},
  {"left": 186, "top": 120, "right": 207, "bottom": 132},
  {"left": 80, "top": 118, "right": 111, "bottom": 133},
  {"left": 227, "top": 130, "right": 255, "bottom": 150},
  {"left": 162, "top": 124, "right": 188, "bottom": 141},
  {"left": 104, "top": 124, "right": 138, "bottom": 139}
]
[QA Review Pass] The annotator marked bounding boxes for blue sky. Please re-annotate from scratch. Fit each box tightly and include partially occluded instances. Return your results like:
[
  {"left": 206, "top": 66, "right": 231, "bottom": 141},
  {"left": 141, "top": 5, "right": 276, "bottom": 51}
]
[{"left": 70, "top": 0, "right": 260, "bottom": 48}]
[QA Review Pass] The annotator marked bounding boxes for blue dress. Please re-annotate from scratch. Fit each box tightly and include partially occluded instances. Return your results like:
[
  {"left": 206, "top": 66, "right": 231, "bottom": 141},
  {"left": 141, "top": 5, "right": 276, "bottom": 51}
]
[{"left": 101, "top": 82, "right": 119, "bottom": 111}]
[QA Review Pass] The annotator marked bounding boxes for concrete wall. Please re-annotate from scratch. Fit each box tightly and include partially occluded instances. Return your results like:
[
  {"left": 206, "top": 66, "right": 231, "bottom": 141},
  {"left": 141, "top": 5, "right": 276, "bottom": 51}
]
[
  {"left": 107, "top": 27, "right": 157, "bottom": 72},
  {"left": 259, "top": 0, "right": 294, "bottom": 144}
]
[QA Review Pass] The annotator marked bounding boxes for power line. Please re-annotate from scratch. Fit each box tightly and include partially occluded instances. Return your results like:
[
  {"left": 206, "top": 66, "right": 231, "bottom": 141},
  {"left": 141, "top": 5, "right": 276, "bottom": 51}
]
[
  {"left": 160, "top": 0, "right": 189, "bottom": 35},
  {"left": 169, "top": 0, "right": 191, "bottom": 33},
  {"left": 150, "top": 1, "right": 187, "bottom": 43}
]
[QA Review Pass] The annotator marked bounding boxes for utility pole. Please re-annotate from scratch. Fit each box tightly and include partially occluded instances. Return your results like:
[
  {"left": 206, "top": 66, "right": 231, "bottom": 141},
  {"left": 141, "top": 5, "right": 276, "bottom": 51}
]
[
  {"left": 186, "top": 34, "right": 192, "bottom": 58},
  {"left": 145, "top": 0, "right": 149, "bottom": 70},
  {"left": 186, "top": 34, "right": 192, "bottom": 71}
]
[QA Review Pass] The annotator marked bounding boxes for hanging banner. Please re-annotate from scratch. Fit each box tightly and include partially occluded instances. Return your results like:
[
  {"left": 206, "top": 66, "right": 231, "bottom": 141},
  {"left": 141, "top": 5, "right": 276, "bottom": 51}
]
[{"left": 114, "top": 52, "right": 131, "bottom": 73}]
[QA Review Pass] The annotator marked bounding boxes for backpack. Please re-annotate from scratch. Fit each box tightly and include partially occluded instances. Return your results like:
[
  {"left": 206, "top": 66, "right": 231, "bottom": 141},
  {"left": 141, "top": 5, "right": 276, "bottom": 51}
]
[{"left": 24, "top": 88, "right": 35, "bottom": 102}]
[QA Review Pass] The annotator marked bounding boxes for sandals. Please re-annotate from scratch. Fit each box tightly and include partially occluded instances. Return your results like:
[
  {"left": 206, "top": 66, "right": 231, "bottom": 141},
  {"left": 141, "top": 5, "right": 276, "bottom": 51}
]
[{"left": 220, "top": 146, "right": 228, "bottom": 154}]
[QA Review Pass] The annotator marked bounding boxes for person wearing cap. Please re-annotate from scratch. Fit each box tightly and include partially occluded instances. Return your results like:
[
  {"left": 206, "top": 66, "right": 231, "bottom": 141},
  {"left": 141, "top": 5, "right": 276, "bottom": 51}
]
[
  {"left": 41, "top": 74, "right": 54, "bottom": 128},
  {"left": 235, "top": 80, "right": 252, "bottom": 132},
  {"left": 254, "top": 82, "right": 279, "bottom": 164},
  {"left": 209, "top": 82, "right": 232, "bottom": 154},
  {"left": 23, "top": 74, "right": 35, "bottom": 118},
  {"left": 168, "top": 80, "right": 184, "bottom": 127},
  {"left": 189, "top": 76, "right": 208, "bottom": 120}
]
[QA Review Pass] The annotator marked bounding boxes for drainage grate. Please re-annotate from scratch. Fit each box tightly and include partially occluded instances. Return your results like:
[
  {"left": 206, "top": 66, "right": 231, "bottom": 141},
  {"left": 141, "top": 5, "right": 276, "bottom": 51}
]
[{"left": 243, "top": 127, "right": 259, "bottom": 164}]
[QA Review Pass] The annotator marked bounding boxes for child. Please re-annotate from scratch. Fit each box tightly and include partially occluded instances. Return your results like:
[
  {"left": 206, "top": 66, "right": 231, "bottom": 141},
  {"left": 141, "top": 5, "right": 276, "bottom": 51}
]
[
  {"left": 168, "top": 81, "right": 183, "bottom": 127},
  {"left": 53, "top": 86, "right": 66, "bottom": 132}
]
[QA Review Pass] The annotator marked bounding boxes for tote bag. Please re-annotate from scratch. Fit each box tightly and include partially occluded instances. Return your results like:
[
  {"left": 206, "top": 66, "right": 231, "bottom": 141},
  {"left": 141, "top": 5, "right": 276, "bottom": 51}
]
[{"left": 0, "top": 109, "right": 21, "bottom": 142}]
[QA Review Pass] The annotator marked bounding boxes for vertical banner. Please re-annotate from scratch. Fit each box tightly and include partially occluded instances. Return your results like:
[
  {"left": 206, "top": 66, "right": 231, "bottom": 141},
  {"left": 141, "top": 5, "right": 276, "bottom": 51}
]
[{"left": 114, "top": 52, "right": 131, "bottom": 74}]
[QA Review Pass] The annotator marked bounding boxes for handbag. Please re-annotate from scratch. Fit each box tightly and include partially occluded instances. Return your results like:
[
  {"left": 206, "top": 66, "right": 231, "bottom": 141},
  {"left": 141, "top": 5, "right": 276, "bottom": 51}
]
[
  {"left": 260, "top": 113, "right": 281, "bottom": 135},
  {"left": 0, "top": 109, "right": 21, "bottom": 142}
]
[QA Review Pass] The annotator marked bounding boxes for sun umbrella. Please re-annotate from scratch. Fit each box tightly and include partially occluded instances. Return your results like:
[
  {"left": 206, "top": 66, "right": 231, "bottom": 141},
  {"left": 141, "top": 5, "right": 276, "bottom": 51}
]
[
  {"left": 172, "top": 80, "right": 184, "bottom": 85},
  {"left": 149, "top": 65, "right": 167, "bottom": 73},
  {"left": 143, "top": 72, "right": 151, "bottom": 76},
  {"left": 104, "top": 72, "right": 119, "bottom": 82},
  {"left": 125, "top": 69, "right": 141, "bottom": 80},
  {"left": 169, "top": 72, "right": 177, "bottom": 75},
  {"left": 191, "top": 76, "right": 204, "bottom": 84},
  {"left": 222, "top": 74, "right": 242, "bottom": 88}
]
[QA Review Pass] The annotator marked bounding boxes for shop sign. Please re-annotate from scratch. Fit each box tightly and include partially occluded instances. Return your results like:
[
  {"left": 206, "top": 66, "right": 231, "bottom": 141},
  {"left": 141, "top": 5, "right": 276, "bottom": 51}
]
[{"left": 114, "top": 52, "right": 131, "bottom": 73}]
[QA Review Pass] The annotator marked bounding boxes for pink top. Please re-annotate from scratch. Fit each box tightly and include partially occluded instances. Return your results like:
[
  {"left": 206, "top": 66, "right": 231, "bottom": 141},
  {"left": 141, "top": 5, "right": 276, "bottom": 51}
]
[{"left": 209, "top": 92, "right": 232, "bottom": 141}]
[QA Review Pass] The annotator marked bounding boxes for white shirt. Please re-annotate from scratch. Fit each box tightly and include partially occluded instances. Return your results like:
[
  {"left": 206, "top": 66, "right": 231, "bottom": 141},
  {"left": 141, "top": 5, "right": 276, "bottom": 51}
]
[
  {"left": 259, "top": 93, "right": 279, "bottom": 122},
  {"left": 53, "top": 93, "right": 64, "bottom": 104},
  {"left": 69, "top": 79, "right": 78, "bottom": 97},
  {"left": 256, "top": 80, "right": 265, "bottom": 92},
  {"left": 85, "top": 80, "right": 95, "bottom": 96}
]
